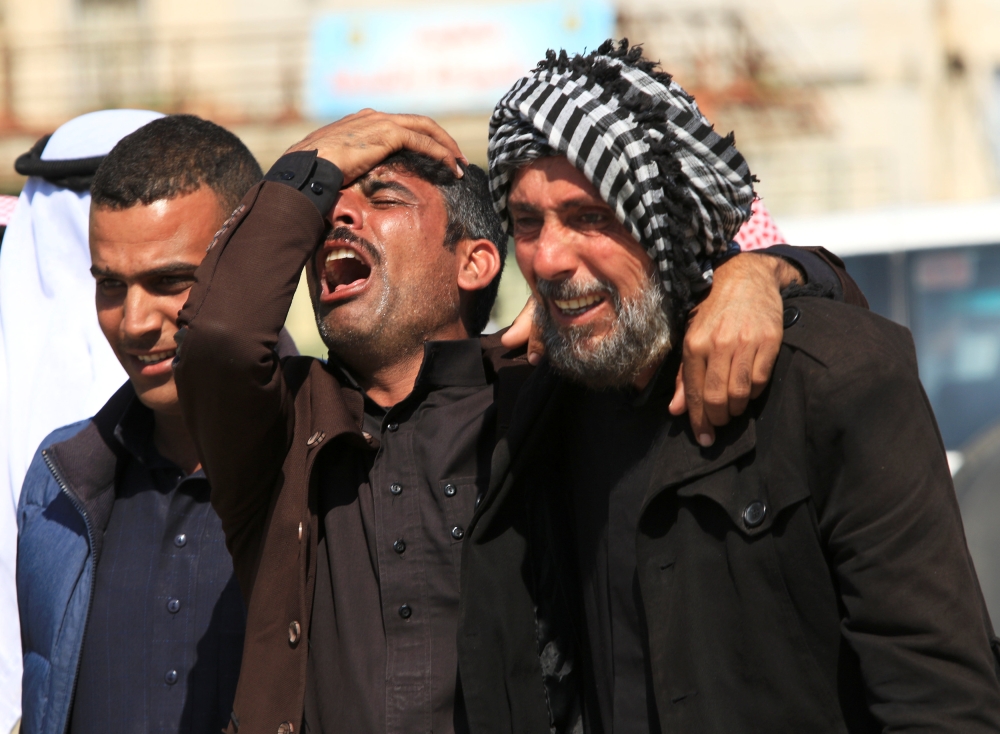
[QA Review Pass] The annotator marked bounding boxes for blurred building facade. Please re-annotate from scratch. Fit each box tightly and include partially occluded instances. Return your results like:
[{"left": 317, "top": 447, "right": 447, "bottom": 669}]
[
  {"left": 4, "top": 0, "right": 1000, "bottom": 348},
  {"left": 0, "top": 0, "right": 999, "bottom": 215}
]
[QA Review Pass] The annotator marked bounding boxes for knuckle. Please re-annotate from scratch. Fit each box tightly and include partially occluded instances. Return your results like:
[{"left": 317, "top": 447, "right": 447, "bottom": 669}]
[
  {"left": 730, "top": 383, "right": 751, "bottom": 400},
  {"left": 704, "top": 388, "right": 728, "bottom": 408}
]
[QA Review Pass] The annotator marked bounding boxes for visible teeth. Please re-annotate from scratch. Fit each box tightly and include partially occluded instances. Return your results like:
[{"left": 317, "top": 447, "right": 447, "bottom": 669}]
[
  {"left": 325, "top": 248, "right": 359, "bottom": 264},
  {"left": 137, "top": 350, "right": 176, "bottom": 364},
  {"left": 554, "top": 294, "right": 603, "bottom": 313}
]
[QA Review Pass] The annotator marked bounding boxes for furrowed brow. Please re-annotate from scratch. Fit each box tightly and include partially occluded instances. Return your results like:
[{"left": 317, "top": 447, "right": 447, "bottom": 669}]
[
  {"left": 508, "top": 201, "right": 541, "bottom": 214},
  {"left": 359, "top": 177, "right": 417, "bottom": 200}
]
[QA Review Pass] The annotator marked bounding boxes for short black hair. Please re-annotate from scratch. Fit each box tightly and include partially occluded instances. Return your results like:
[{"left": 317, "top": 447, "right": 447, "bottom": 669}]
[
  {"left": 91, "top": 114, "right": 262, "bottom": 216},
  {"left": 380, "top": 151, "right": 507, "bottom": 335}
]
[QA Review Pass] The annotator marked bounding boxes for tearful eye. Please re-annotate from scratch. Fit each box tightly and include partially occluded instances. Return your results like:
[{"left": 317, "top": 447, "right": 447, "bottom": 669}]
[{"left": 578, "top": 212, "right": 608, "bottom": 226}]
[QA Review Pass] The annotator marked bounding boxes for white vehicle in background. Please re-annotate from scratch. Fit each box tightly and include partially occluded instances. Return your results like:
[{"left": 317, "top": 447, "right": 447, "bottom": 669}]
[{"left": 782, "top": 199, "right": 1000, "bottom": 623}]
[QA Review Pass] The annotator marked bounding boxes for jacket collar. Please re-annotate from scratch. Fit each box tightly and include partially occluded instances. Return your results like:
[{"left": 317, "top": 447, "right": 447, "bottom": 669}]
[
  {"left": 45, "top": 381, "right": 135, "bottom": 562},
  {"left": 490, "top": 350, "right": 758, "bottom": 519},
  {"left": 615, "top": 351, "right": 759, "bottom": 512}
]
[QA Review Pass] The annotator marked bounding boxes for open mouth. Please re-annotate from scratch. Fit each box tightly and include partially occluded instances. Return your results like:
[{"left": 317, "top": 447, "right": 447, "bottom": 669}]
[
  {"left": 135, "top": 349, "right": 176, "bottom": 365},
  {"left": 553, "top": 293, "right": 605, "bottom": 317},
  {"left": 322, "top": 245, "right": 373, "bottom": 295}
]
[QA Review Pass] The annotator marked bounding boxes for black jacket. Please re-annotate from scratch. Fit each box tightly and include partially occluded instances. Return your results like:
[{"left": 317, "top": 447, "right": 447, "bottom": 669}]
[{"left": 457, "top": 296, "right": 1000, "bottom": 733}]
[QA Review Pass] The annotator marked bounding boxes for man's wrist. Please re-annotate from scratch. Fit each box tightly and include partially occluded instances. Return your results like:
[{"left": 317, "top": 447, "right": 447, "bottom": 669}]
[
  {"left": 263, "top": 150, "right": 343, "bottom": 217},
  {"left": 751, "top": 251, "right": 804, "bottom": 289}
]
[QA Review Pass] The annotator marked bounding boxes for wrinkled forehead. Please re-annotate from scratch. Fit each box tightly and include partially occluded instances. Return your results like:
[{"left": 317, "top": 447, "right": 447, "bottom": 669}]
[{"left": 507, "top": 156, "right": 608, "bottom": 210}]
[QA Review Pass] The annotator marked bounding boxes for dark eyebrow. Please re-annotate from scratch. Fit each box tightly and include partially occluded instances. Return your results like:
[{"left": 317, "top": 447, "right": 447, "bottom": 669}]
[
  {"left": 90, "top": 262, "right": 199, "bottom": 280},
  {"left": 508, "top": 201, "right": 541, "bottom": 214},
  {"left": 509, "top": 197, "right": 610, "bottom": 213}
]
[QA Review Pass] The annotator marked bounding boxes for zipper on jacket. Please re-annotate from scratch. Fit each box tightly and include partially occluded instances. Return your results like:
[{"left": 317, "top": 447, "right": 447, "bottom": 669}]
[{"left": 41, "top": 448, "right": 98, "bottom": 734}]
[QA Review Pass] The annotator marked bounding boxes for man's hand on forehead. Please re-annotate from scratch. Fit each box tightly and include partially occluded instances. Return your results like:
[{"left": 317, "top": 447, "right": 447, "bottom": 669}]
[{"left": 285, "top": 109, "right": 467, "bottom": 186}]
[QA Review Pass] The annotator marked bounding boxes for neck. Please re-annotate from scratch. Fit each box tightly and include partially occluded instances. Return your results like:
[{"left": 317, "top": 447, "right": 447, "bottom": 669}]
[
  {"left": 153, "top": 410, "right": 202, "bottom": 475},
  {"left": 631, "top": 358, "right": 664, "bottom": 392},
  {"left": 349, "top": 320, "right": 470, "bottom": 408}
]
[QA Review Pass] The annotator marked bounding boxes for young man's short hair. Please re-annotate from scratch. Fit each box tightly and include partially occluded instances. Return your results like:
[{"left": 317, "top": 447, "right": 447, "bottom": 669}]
[{"left": 91, "top": 114, "right": 262, "bottom": 216}]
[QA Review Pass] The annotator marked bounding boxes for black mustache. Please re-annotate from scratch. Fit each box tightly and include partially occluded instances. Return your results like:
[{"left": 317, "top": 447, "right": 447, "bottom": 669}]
[{"left": 325, "top": 226, "right": 382, "bottom": 267}]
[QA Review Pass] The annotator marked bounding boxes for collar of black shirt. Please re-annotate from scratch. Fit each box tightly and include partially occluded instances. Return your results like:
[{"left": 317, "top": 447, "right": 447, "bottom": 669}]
[
  {"left": 327, "top": 338, "right": 490, "bottom": 402},
  {"left": 113, "top": 392, "right": 206, "bottom": 478}
]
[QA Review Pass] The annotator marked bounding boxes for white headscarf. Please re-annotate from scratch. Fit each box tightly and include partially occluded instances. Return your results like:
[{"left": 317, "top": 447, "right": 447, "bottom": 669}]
[{"left": 0, "top": 108, "right": 164, "bottom": 734}]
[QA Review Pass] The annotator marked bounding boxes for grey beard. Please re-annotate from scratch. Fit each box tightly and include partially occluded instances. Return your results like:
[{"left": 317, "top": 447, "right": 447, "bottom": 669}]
[{"left": 535, "top": 274, "right": 673, "bottom": 390}]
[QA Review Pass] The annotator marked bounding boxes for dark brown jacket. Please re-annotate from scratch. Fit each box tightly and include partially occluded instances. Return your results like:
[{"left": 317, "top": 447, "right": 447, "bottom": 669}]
[
  {"left": 173, "top": 182, "right": 529, "bottom": 734},
  {"left": 457, "top": 296, "right": 1000, "bottom": 733}
]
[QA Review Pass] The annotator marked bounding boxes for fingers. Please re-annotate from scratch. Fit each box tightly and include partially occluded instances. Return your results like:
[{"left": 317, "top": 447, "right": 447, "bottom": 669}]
[
  {"left": 501, "top": 298, "right": 545, "bottom": 365},
  {"left": 401, "top": 128, "right": 464, "bottom": 178},
  {"left": 726, "top": 344, "right": 755, "bottom": 418},
  {"left": 701, "top": 341, "right": 734, "bottom": 428},
  {"left": 501, "top": 300, "right": 534, "bottom": 350},
  {"left": 527, "top": 311, "right": 545, "bottom": 366},
  {"left": 284, "top": 111, "right": 466, "bottom": 184},
  {"left": 681, "top": 339, "right": 715, "bottom": 447},
  {"left": 749, "top": 336, "right": 780, "bottom": 399},
  {"left": 390, "top": 113, "right": 467, "bottom": 167},
  {"left": 669, "top": 365, "right": 687, "bottom": 416}
]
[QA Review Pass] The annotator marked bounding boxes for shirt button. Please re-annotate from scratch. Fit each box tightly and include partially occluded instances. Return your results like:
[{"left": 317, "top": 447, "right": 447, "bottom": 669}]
[
  {"left": 444, "top": 484, "right": 456, "bottom": 497},
  {"left": 288, "top": 621, "right": 301, "bottom": 646},
  {"left": 398, "top": 604, "right": 412, "bottom": 619},
  {"left": 277, "top": 722, "right": 294, "bottom": 734},
  {"left": 279, "top": 170, "right": 295, "bottom": 181},
  {"left": 310, "top": 181, "right": 324, "bottom": 195},
  {"left": 390, "top": 483, "right": 402, "bottom": 495},
  {"left": 451, "top": 526, "right": 465, "bottom": 540},
  {"left": 173, "top": 533, "right": 187, "bottom": 548},
  {"left": 166, "top": 598, "right": 181, "bottom": 614},
  {"left": 164, "top": 669, "right": 178, "bottom": 685},
  {"left": 393, "top": 539, "right": 406, "bottom": 554},
  {"left": 387, "top": 422, "right": 399, "bottom": 432}
]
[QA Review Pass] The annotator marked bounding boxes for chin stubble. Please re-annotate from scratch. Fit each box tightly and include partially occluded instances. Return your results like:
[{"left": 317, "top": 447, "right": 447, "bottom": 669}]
[{"left": 535, "top": 273, "right": 673, "bottom": 390}]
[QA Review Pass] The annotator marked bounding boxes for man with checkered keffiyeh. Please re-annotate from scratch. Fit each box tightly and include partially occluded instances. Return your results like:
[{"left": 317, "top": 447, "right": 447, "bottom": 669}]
[{"left": 455, "top": 40, "right": 1000, "bottom": 734}]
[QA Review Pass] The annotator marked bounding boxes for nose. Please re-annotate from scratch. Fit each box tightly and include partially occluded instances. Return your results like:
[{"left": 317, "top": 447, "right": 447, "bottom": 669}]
[
  {"left": 331, "top": 187, "right": 365, "bottom": 230},
  {"left": 121, "top": 285, "right": 163, "bottom": 344},
  {"left": 528, "top": 218, "right": 580, "bottom": 284}
]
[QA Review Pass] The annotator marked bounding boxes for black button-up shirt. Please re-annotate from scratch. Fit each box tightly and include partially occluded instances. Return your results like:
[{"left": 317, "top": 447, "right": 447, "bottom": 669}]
[
  {"left": 304, "top": 339, "right": 494, "bottom": 734},
  {"left": 565, "top": 367, "right": 678, "bottom": 734},
  {"left": 71, "top": 397, "right": 245, "bottom": 734}
]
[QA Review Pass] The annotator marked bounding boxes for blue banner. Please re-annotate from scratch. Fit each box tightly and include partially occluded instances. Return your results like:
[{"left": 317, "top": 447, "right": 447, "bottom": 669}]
[{"left": 305, "top": 0, "right": 616, "bottom": 119}]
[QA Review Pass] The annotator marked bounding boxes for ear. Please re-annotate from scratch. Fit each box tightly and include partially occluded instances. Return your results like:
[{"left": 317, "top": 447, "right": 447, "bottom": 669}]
[{"left": 455, "top": 237, "right": 501, "bottom": 294}]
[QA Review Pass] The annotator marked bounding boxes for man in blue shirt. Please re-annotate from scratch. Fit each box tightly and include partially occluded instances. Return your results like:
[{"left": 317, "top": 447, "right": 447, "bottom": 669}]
[{"left": 15, "top": 115, "right": 291, "bottom": 734}]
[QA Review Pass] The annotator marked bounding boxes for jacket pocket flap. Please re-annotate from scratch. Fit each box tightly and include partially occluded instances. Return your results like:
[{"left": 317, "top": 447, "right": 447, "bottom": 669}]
[{"left": 675, "top": 463, "right": 810, "bottom": 537}]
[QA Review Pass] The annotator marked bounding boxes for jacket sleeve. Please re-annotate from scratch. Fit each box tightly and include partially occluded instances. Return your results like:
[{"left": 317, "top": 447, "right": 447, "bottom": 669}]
[
  {"left": 807, "top": 316, "right": 1000, "bottom": 729},
  {"left": 762, "top": 244, "right": 869, "bottom": 308},
  {"left": 173, "top": 180, "right": 329, "bottom": 596}
]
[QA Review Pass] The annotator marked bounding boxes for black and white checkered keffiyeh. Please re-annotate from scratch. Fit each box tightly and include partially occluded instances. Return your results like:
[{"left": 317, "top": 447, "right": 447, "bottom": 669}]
[{"left": 488, "top": 40, "right": 756, "bottom": 307}]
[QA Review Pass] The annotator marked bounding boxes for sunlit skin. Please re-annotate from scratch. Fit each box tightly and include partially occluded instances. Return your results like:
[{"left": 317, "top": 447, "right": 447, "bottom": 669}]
[
  {"left": 309, "top": 163, "right": 500, "bottom": 406},
  {"left": 509, "top": 156, "right": 662, "bottom": 389},
  {"left": 89, "top": 186, "right": 224, "bottom": 472}
]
